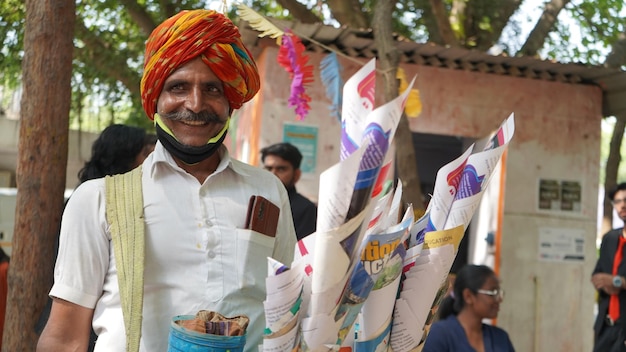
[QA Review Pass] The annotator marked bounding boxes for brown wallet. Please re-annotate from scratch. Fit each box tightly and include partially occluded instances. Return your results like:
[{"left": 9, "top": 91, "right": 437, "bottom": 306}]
[{"left": 244, "top": 195, "right": 280, "bottom": 237}]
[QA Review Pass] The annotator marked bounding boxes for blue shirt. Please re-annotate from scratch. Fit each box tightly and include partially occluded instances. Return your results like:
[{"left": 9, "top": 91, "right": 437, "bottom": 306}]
[{"left": 423, "top": 315, "right": 515, "bottom": 352}]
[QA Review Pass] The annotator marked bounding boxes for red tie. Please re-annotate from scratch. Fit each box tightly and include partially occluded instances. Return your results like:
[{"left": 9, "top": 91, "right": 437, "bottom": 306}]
[{"left": 609, "top": 235, "right": 626, "bottom": 321}]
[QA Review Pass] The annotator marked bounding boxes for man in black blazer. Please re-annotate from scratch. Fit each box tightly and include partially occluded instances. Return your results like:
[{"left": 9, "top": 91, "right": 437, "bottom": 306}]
[{"left": 592, "top": 182, "right": 626, "bottom": 352}]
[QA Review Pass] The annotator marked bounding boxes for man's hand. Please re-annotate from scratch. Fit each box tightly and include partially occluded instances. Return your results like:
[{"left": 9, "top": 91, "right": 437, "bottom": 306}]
[{"left": 592, "top": 273, "right": 621, "bottom": 295}]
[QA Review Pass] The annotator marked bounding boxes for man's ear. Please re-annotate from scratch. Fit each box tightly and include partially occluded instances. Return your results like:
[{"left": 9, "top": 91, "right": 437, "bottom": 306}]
[{"left": 294, "top": 168, "right": 302, "bottom": 183}]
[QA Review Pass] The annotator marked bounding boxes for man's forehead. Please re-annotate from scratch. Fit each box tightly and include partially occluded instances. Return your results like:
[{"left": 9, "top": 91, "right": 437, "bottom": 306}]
[
  {"left": 264, "top": 155, "right": 291, "bottom": 165},
  {"left": 167, "top": 58, "right": 219, "bottom": 78}
]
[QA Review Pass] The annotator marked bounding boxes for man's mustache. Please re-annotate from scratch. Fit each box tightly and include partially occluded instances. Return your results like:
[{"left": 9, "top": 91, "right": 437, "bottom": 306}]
[{"left": 160, "top": 110, "right": 224, "bottom": 123}]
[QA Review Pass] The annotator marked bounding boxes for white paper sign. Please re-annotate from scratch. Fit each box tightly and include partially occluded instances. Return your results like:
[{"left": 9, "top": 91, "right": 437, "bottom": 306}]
[{"left": 538, "top": 227, "right": 585, "bottom": 262}]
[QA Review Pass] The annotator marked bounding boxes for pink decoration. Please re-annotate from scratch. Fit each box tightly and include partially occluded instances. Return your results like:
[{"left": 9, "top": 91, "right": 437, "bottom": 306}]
[{"left": 277, "top": 30, "right": 314, "bottom": 120}]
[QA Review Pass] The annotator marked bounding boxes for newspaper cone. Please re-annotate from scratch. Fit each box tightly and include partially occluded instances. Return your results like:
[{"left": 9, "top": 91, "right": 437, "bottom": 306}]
[{"left": 391, "top": 226, "right": 465, "bottom": 352}]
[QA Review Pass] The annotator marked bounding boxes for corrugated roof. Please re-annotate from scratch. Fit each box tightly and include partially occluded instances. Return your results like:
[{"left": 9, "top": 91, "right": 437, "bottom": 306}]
[{"left": 240, "top": 19, "right": 626, "bottom": 117}]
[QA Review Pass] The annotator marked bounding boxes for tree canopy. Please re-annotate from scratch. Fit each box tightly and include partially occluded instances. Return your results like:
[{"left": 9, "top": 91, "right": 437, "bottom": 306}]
[{"left": 0, "top": 0, "right": 624, "bottom": 131}]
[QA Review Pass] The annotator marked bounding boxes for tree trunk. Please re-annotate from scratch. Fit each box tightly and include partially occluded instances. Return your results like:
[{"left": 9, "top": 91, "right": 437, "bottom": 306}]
[
  {"left": 462, "top": 0, "right": 522, "bottom": 51},
  {"left": 602, "top": 115, "right": 625, "bottom": 235},
  {"left": 605, "top": 33, "right": 626, "bottom": 68},
  {"left": 428, "top": 0, "right": 459, "bottom": 46},
  {"left": 275, "top": 0, "right": 323, "bottom": 24},
  {"left": 372, "top": 0, "right": 426, "bottom": 216},
  {"left": 600, "top": 34, "right": 626, "bottom": 237},
  {"left": 118, "top": 0, "right": 157, "bottom": 36},
  {"left": 4, "top": 0, "right": 75, "bottom": 350},
  {"left": 517, "top": 0, "right": 571, "bottom": 57},
  {"left": 326, "top": 0, "right": 370, "bottom": 29}
]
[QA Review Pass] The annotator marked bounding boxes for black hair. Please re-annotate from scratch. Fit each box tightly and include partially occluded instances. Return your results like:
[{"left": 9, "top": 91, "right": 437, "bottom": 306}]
[
  {"left": 0, "top": 247, "right": 9, "bottom": 263},
  {"left": 77, "top": 124, "right": 147, "bottom": 183},
  {"left": 260, "top": 142, "right": 303, "bottom": 169},
  {"left": 144, "top": 133, "right": 158, "bottom": 146},
  {"left": 608, "top": 183, "right": 626, "bottom": 201},
  {"left": 437, "top": 264, "right": 495, "bottom": 320}
]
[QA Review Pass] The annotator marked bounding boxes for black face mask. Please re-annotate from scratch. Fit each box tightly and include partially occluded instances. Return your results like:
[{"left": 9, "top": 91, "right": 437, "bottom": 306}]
[{"left": 154, "top": 116, "right": 228, "bottom": 165}]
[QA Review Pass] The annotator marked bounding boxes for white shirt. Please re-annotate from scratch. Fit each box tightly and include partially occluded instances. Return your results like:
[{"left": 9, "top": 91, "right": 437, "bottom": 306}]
[{"left": 51, "top": 143, "right": 296, "bottom": 351}]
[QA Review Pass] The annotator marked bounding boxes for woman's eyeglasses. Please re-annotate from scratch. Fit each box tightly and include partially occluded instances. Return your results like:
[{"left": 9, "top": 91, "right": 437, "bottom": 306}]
[{"left": 477, "top": 288, "right": 505, "bottom": 300}]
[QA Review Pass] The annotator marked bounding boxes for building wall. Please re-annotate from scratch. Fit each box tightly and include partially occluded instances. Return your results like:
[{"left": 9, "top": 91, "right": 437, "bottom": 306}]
[
  {"left": 0, "top": 117, "right": 98, "bottom": 254},
  {"left": 0, "top": 117, "right": 98, "bottom": 189},
  {"left": 240, "top": 45, "right": 603, "bottom": 351},
  {"left": 406, "top": 64, "right": 602, "bottom": 352}
]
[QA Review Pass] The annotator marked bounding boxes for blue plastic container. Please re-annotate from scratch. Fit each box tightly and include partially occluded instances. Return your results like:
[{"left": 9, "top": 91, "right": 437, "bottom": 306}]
[{"left": 168, "top": 315, "right": 247, "bottom": 352}]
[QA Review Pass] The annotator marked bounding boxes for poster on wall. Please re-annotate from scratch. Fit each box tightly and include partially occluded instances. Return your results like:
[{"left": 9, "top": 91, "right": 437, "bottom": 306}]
[
  {"left": 538, "top": 179, "right": 560, "bottom": 211},
  {"left": 538, "top": 179, "right": 582, "bottom": 213},
  {"left": 538, "top": 227, "right": 585, "bottom": 262},
  {"left": 560, "top": 180, "right": 582, "bottom": 212},
  {"left": 283, "top": 123, "right": 318, "bottom": 174}
]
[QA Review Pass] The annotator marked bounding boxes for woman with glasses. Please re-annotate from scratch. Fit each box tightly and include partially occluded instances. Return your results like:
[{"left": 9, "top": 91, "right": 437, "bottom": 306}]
[{"left": 423, "top": 264, "right": 515, "bottom": 352}]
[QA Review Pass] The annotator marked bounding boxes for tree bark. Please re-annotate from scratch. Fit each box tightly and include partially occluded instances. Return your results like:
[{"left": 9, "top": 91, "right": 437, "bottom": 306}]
[
  {"left": 325, "top": 0, "right": 370, "bottom": 29},
  {"left": 417, "top": 0, "right": 444, "bottom": 44},
  {"left": 518, "top": 0, "right": 571, "bottom": 57},
  {"left": 600, "top": 33, "right": 626, "bottom": 236},
  {"left": 275, "top": 0, "right": 322, "bottom": 24},
  {"left": 602, "top": 116, "right": 625, "bottom": 235},
  {"left": 4, "top": 0, "right": 74, "bottom": 350},
  {"left": 428, "top": 0, "right": 459, "bottom": 46},
  {"left": 373, "top": 0, "right": 426, "bottom": 216},
  {"left": 463, "top": 0, "right": 522, "bottom": 50},
  {"left": 158, "top": 0, "right": 177, "bottom": 19},
  {"left": 482, "top": 0, "right": 522, "bottom": 49},
  {"left": 605, "top": 33, "right": 626, "bottom": 68},
  {"left": 119, "top": 0, "right": 158, "bottom": 36}
]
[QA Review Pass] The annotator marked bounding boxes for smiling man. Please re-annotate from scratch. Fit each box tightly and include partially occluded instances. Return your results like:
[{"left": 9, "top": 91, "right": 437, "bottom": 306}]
[{"left": 37, "top": 10, "right": 296, "bottom": 352}]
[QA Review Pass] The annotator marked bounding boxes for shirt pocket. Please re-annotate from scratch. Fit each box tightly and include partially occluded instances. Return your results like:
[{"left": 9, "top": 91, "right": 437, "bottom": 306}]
[{"left": 235, "top": 229, "right": 275, "bottom": 295}]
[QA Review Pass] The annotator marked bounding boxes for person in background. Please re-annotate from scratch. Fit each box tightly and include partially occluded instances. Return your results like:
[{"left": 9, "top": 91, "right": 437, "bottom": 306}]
[
  {"left": 37, "top": 9, "right": 296, "bottom": 352},
  {"left": 141, "top": 133, "right": 158, "bottom": 160},
  {"left": 0, "top": 246, "right": 9, "bottom": 350},
  {"left": 423, "top": 264, "right": 514, "bottom": 352},
  {"left": 78, "top": 124, "right": 156, "bottom": 184},
  {"left": 591, "top": 182, "right": 626, "bottom": 352},
  {"left": 261, "top": 142, "right": 317, "bottom": 240}
]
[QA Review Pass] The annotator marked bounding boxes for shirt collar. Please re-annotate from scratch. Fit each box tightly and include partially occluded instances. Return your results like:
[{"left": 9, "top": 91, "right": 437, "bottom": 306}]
[{"left": 148, "top": 141, "right": 251, "bottom": 178}]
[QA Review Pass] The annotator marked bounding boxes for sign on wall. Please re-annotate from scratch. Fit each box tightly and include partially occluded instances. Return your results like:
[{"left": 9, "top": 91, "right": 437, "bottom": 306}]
[
  {"left": 283, "top": 123, "right": 318, "bottom": 174},
  {"left": 538, "top": 227, "right": 585, "bottom": 262},
  {"left": 538, "top": 179, "right": 582, "bottom": 213}
]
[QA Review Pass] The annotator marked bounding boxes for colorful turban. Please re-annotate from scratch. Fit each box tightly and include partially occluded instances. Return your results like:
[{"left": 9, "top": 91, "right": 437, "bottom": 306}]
[{"left": 140, "top": 10, "right": 260, "bottom": 120}]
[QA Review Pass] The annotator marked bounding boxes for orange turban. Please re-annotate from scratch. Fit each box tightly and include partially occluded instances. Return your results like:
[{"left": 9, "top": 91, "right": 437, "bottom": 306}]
[{"left": 140, "top": 10, "right": 260, "bottom": 120}]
